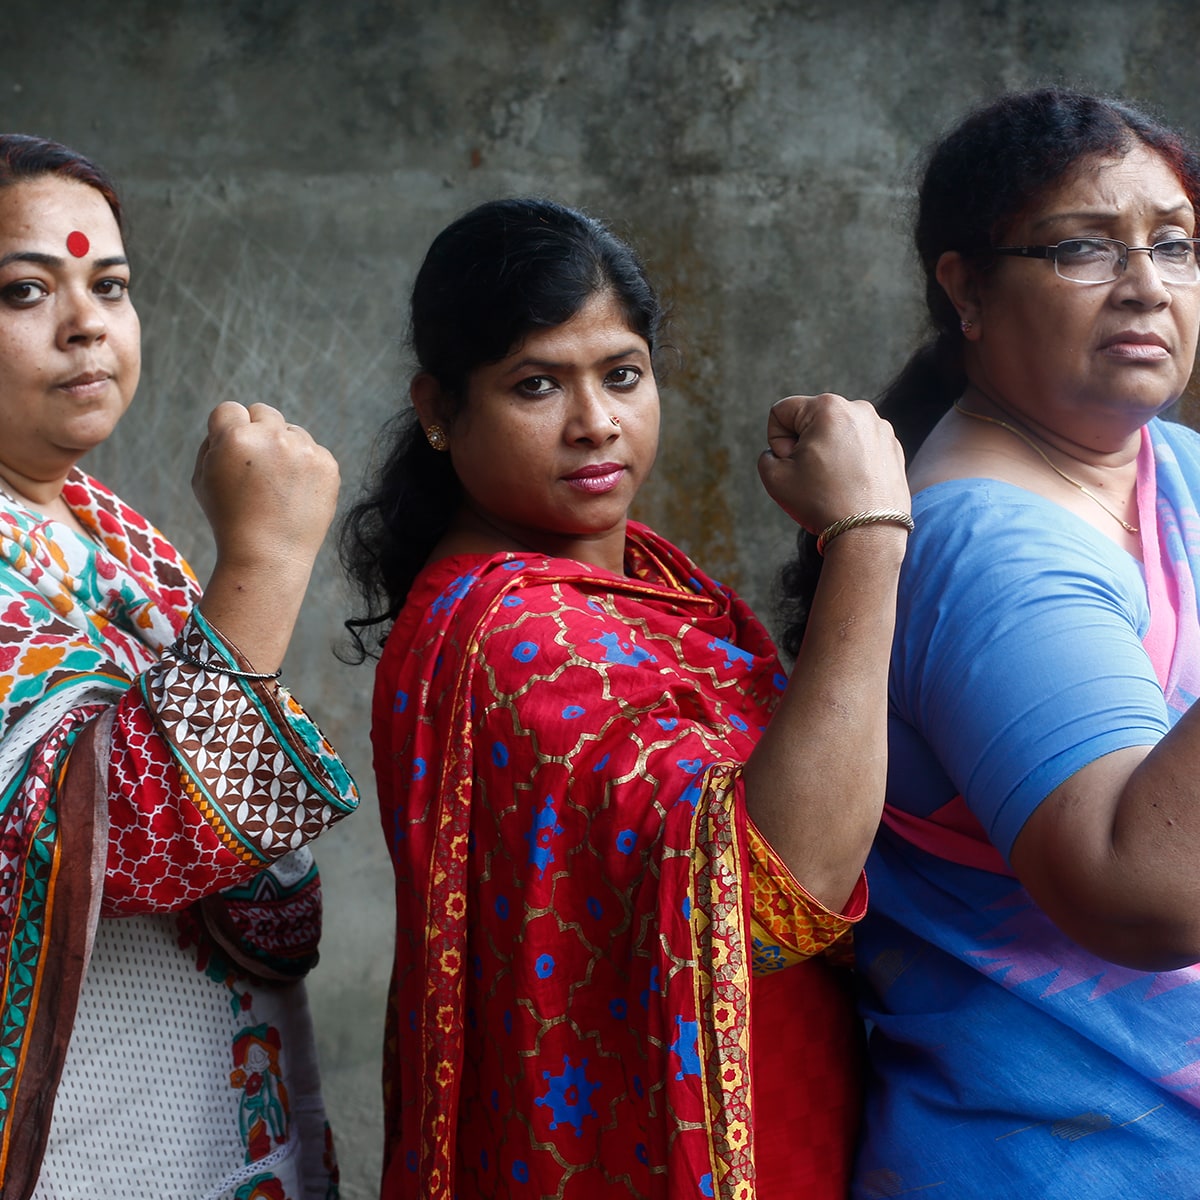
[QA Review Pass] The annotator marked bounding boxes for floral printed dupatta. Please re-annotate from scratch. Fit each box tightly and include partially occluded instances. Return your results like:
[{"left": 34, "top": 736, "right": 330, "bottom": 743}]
[{"left": 374, "top": 522, "right": 859, "bottom": 1200}]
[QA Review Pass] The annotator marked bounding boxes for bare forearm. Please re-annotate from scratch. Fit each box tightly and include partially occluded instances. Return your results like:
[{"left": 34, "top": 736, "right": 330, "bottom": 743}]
[
  {"left": 197, "top": 551, "right": 315, "bottom": 672},
  {"left": 744, "top": 526, "right": 905, "bottom": 910},
  {"left": 190, "top": 403, "right": 339, "bottom": 672}
]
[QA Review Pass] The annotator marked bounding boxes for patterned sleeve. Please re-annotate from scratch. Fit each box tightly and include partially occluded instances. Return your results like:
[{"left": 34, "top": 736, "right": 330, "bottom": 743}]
[
  {"left": 101, "top": 608, "right": 358, "bottom": 914},
  {"left": 746, "top": 820, "right": 866, "bottom": 973}
]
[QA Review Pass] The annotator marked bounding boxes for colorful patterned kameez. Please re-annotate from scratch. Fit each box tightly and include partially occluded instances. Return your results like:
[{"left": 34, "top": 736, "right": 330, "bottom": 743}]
[
  {"left": 373, "top": 522, "right": 864, "bottom": 1199},
  {"left": 0, "top": 469, "right": 357, "bottom": 1199}
]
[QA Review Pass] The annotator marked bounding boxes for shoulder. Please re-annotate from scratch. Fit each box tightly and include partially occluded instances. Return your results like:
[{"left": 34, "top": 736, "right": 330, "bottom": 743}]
[
  {"left": 907, "top": 477, "right": 1141, "bottom": 593},
  {"left": 895, "top": 477, "right": 1149, "bottom": 677},
  {"left": 63, "top": 469, "right": 152, "bottom": 534},
  {"left": 411, "top": 550, "right": 618, "bottom": 616},
  {"left": 382, "top": 523, "right": 754, "bottom": 668},
  {"left": 382, "top": 551, "right": 615, "bottom": 665},
  {"left": 1150, "top": 414, "right": 1200, "bottom": 449},
  {"left": 62, "top": 469, "right": 192, "bottom": 579}
]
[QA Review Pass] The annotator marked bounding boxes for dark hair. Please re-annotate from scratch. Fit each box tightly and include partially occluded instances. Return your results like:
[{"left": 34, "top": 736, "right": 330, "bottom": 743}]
[
  {"left": 340, "top": 197, "right": 664, "bottom": 660},
  {"left": 778, "top": 87, "right": 1200, "bottom": 658},
  {"left": 0, "top": 134, "right": 124, "bottom": 232}
]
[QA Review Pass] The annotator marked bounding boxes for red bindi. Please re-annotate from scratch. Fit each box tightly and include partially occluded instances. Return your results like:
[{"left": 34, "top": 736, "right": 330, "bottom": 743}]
[{"left": 66, "top": 231, "right": 89, "bottom": 258}]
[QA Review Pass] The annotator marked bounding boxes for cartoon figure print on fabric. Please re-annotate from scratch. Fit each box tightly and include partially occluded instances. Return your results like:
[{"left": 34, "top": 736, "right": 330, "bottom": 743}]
[{"left": 231, "top": 1024, "right": 291, "bottom": 1161}]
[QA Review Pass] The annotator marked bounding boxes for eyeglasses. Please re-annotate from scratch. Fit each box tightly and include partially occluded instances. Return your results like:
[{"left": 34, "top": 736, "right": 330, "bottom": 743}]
[{"left": 993, "top": 237, "right": 1200, "bottom": 284}]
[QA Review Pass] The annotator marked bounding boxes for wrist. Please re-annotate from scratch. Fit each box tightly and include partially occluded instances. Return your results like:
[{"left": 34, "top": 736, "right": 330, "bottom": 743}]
[
  {"left": 169, "top": 610, "right": 283, "bottom": 682},
  {"left": 818, "top": 520, "right": 910, "bottom": 568},
  {"left": 816, "top": 509, "right": 913, "bottom": 556},
  {"left": 211, "top": 541, "right": 320, "bottom": 583}
]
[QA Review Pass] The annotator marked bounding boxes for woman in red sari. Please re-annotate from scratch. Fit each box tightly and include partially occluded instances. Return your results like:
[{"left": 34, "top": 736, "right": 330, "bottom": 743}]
[{"left": 342, "top": 198, "right": 911, "bottom": 1198}]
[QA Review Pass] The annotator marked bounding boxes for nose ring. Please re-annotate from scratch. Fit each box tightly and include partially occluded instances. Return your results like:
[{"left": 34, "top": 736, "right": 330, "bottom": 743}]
[{"left": 610, "top": 415, "right": 620, "bottom": 426}]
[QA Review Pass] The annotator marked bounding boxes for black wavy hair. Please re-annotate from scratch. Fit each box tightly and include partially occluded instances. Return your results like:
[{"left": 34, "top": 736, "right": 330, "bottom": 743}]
[{"left": 340, "top": 197, "right": 664, "bottom": 660}]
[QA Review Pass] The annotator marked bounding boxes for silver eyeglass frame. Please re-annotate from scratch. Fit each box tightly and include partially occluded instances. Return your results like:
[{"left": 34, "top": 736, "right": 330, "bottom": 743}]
[{"left": 992, "top": 237, "right": 1200, "bottom": 284}]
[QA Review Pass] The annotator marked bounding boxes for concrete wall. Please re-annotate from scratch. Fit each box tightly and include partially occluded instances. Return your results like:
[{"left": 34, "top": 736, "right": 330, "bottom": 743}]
[{"left": 8, "top": 1, "right": 1200, "bottom": 1192}]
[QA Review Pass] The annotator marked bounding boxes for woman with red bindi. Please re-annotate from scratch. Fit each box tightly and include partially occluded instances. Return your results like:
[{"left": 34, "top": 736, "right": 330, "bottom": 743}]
[{"left": 0, "top": 134, "right": 358, "bottom": 1199}]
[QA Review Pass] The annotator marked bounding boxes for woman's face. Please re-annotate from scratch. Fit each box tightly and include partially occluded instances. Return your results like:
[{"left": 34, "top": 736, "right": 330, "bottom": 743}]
[
  {"left": 444, "top": 289, "right": 659, "bottom": 571},
  {"left": 0, "top": 175, "right": 140, "bottom": 486},
  {"left": 967, "top": 143, "right": 1200, "bottom": 449}
]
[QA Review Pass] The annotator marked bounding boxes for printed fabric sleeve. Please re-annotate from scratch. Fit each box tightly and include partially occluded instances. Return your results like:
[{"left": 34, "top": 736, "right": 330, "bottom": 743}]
[
  {"left": 746, "top": 818, "right": 866, "bottom": 973},
  {"left": 101, "top": 607, "right": 359, "bottom": 914}
]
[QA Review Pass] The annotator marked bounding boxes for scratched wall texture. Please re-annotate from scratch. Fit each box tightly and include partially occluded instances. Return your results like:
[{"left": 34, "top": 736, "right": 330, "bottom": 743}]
[{"left": 6, "top": 1, "right": 1200, "bottom": 1192}]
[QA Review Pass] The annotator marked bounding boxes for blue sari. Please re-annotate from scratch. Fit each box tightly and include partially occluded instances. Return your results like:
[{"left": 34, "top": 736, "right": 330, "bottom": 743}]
[{"left": 856, "top": 418, "right": 1200, "bottom": 1197}]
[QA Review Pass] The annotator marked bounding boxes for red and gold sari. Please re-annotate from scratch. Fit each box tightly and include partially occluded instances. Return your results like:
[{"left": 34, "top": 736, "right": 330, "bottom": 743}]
[{"left": 373, "top": 522, "right": 864, "bottom": 1199}]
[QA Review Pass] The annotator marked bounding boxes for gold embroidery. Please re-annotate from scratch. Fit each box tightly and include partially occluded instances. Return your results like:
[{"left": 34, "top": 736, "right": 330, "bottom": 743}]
[{"left": 747, "top": 821, "right": 861, "bottom": 974}]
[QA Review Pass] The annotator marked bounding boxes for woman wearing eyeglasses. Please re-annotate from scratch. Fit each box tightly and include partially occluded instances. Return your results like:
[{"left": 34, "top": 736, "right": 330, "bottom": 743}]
[{"left": 778, "top": 88, "right": 1200, "bottom": 1195}]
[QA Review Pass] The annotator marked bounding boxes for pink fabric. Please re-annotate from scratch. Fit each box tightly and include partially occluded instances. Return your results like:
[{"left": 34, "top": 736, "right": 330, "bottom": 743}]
[
  {"left": 880, "top": 796, "right": 1013, "bottom": 876},
  {"left": 1138, "top": 426, "right": 1180, "bottom": 688}
]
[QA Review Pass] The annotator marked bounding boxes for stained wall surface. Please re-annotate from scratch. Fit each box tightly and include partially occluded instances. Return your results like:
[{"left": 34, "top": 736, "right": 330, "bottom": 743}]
[{"left": 7, "top": 1, "right": 1200, "bottom": 1192}]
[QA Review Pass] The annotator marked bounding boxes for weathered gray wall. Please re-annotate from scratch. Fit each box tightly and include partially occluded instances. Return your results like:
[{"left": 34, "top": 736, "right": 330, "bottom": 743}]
[{"left": 7, "top": 1, "right": 1200, "bottom": 1192}]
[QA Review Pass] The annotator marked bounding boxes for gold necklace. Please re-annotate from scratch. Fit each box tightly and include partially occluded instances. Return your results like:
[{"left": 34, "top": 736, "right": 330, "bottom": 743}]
[{"left": 952, "top": 401, "right": 1139, "bottom": 534}]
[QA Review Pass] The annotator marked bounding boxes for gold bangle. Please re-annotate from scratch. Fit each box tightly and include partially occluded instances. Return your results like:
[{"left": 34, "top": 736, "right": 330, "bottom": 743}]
[{"left": 816, "top": 509, "right": 914, "bottom": 556}]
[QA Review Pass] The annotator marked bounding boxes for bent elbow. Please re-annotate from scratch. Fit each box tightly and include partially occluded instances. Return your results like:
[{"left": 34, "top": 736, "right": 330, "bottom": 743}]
[{"left": 1066, "top": 915, "right": 1200, "bottom": 974}]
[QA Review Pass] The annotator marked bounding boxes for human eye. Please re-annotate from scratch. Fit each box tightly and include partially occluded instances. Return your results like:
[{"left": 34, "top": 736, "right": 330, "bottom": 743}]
[
  {"left": 1154, "top": 238, "right": 1196, "bottom": 263},
  {"left": 1054, "top": 238, "right": 1115, "bottom": 265},
  {"left": 607, "top": 366, "right": 643, "bottom": 390},
  {"left": 94, "top": 276, "right": 130, "bottom": 301},
  {"left": 0, "top": 279, "right": 49, "bottom": 307},
  {"left": 515, "top": 375, "right": 557, "bottom": 397}
]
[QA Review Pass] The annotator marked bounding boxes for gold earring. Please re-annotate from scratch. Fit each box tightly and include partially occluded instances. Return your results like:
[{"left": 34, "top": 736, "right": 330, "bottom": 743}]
[{"left": 425, "top": 424, "right": 449, "bottom": 452}]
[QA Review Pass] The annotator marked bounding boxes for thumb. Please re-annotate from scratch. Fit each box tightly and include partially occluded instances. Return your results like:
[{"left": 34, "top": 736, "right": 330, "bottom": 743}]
[
  {"left": 206, "top": 401, "right": 250, "bottom": 439},
  {"left": 766, "top": 395, "right": 819, "bottom": 460}
]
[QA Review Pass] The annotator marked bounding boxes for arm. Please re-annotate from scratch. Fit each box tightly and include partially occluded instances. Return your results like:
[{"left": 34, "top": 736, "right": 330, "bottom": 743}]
[
  {"left": 191, "top": 401, "right": 340, "bottom": 671},
  {"left": 102, "top": 401, "right": 356, "bottom": 910},
  {"left": 891, "top": 484, "right": 1182, "bottom": 970},
  {"left": 745, "top": 394, "right": 910, "bottom": 912},
  {"left": 69, "top": 401, "right": 355, "bottom": 911},
  {"left": 1010, "top": 735, "right": 1200, "bottom": 971}
]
